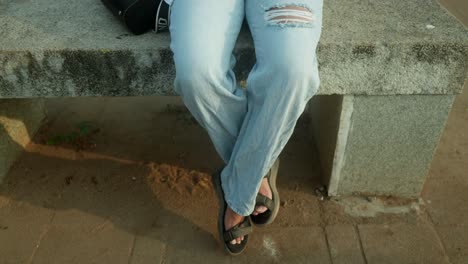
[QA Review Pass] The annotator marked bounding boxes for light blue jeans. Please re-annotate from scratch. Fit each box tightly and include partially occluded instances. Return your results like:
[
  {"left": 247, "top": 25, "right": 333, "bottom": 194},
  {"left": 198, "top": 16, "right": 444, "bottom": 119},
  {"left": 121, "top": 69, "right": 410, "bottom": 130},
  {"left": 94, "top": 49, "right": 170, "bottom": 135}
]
[{"left": 169, "top": 0, "right": 323, "bottom": 216}]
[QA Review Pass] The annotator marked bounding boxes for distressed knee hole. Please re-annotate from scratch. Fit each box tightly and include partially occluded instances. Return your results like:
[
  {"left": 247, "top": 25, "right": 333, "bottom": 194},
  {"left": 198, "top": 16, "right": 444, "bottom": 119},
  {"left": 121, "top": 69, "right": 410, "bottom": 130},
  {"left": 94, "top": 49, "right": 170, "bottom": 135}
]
[{"left": 264, "top": 4, "right": 315, "bottom": 27}]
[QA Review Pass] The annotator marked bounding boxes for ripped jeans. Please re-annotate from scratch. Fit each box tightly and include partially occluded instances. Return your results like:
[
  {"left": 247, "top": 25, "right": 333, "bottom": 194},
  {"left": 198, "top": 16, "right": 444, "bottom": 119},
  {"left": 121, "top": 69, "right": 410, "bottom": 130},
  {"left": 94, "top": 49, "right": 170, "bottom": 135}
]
[{"left": 168, "top": 0, "right": 323, "bottom": 216}]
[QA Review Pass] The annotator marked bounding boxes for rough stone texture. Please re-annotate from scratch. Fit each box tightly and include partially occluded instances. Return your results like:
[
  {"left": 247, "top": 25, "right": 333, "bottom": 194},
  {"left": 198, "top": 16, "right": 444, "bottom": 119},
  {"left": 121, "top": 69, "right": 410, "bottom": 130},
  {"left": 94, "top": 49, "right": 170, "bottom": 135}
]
[
  {"left": 0, "top": 0, "right": 467, "bottom": 98},
  {"left": 331, "top": 95, "right": 455, "bottom": 197},
  {"left": 358, "top": 223, "right": 450, "bottom": 264},
  {"left": 0, "top": 99, "right": 45, "bottom": 183},
  {"left": 325, "top": 225, "right": 366, "bottom": 264}
]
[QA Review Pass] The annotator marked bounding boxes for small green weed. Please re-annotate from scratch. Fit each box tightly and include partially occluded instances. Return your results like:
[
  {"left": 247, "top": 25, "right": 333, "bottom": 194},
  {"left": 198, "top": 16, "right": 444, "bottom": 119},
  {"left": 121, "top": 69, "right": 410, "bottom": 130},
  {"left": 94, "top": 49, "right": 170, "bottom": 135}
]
[{"left": 46, "top": 121, "right": 99, "bottom": 149}]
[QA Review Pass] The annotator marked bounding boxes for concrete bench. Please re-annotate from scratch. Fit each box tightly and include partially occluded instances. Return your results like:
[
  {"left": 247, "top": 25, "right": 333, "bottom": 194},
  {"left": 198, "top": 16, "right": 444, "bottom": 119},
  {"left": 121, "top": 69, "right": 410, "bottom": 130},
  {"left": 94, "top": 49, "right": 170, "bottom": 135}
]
[{"left": 1, "top": 0, "right": 467, "bottom": 198}]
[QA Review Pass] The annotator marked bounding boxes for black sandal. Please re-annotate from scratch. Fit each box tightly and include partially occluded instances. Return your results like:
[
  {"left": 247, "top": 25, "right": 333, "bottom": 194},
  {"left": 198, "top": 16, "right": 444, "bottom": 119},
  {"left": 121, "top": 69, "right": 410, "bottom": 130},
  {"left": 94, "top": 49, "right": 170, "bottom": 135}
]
[
  {"left": 250, "top": 159, "right": 280, "bottom": 226},
  {"left": 212, "top": 171, "right": 253, "bottom": 256}
]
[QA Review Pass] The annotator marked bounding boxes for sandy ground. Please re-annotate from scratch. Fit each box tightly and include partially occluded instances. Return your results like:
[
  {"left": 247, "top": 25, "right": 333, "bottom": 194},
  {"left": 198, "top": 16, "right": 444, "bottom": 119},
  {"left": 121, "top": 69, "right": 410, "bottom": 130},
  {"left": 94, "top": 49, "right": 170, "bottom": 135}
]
[{"left": 0, "top": 87, "right": 467, "bottom": 263}]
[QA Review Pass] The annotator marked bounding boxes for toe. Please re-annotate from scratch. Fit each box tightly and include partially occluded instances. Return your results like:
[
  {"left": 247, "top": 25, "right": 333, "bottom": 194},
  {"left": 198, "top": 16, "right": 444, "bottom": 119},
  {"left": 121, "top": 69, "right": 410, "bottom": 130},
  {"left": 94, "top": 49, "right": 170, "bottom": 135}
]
[
  {"left": 256, "top": 205, "right": 268, "bottom": 214},
  {"left": 230, "top": 239, "right": 236, "bottom": 245}
]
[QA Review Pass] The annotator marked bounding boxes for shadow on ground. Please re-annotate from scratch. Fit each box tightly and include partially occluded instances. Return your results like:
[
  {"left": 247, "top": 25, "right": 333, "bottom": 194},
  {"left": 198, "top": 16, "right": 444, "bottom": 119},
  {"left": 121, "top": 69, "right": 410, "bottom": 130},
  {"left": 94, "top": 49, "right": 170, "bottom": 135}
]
[{"left": 0, "top": 97, "right": 326, "bottom": 262}]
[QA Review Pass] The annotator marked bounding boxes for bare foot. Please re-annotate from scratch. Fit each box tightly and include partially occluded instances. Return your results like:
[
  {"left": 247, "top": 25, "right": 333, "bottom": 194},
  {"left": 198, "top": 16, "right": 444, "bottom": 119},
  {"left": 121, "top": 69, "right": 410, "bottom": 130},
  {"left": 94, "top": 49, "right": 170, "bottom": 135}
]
[
  {"left": 225, "top": 207, "right": 245, "bottom": 245},
  {"left": 252, "top": 177, "right": 272, "bottom": 216}
]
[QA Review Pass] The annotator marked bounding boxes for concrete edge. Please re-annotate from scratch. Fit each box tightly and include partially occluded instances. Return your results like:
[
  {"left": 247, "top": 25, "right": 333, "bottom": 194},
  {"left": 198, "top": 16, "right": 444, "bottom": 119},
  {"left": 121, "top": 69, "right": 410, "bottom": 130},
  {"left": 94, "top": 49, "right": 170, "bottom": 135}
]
[{"left": 328, "top": 95, "right": 354, "bottom": 196}]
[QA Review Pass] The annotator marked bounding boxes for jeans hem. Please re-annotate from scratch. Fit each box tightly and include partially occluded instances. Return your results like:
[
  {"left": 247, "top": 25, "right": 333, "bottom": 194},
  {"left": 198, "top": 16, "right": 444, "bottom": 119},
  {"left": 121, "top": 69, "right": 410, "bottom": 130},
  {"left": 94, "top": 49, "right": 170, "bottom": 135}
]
[{"left": 221, "top": 180, "right": 253, "bottom": 217}]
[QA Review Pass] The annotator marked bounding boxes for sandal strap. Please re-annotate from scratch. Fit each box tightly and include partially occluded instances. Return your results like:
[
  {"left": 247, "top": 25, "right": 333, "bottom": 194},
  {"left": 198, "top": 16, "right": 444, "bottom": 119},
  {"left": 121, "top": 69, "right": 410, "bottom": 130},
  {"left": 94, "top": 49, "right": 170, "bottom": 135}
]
[
  {"left": 255, "top": 194, "right": 274, "bottom": 211},
  {"left": 223, "top": 218, "right": 253, "bottom": 242}
]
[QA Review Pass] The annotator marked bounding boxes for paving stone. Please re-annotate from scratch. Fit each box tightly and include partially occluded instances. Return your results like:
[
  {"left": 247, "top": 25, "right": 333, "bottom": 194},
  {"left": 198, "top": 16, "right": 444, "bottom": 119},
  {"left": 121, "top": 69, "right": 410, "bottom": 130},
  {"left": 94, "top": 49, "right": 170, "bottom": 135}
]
[
  {"left": 325, "top": 225, "right": 365, "bottom": 264},
  {"left": 418, "top": 86, "right": 468, "bottom": 264},
  {"left": 129, "top": 226, "right": 218, "bottom": 264},
  {"left": 434, "top": 225, "right": 468, "bottom": 264},
  {"left": 358, "top": 223, "right": 450, "bottom": 264},
  {"left": 0, "top": 202, "right": 54, "bottom": 264},
  {"left": 163, "top": 225, "right": 230, "bottom": 264},
  {"left": 236, "top": 227, "right": 332, "bottom": 264},
  {"left": 32, "top": 209, "right": 135, "bottom": 264},
  {"left": 423, "top": 85, "right": 468, "bottom": 227},
  {"left": 423, "top": 172, "right": 468, "bottom": 227},
  {"left": 424, "top": 180, "right": 468, "bottom": 264},
  {"left": 2, "top": 93, "right": 467, "bottom": 264},
  {"left": 129, "top": 229, "right": 165, "bottom": 264}
]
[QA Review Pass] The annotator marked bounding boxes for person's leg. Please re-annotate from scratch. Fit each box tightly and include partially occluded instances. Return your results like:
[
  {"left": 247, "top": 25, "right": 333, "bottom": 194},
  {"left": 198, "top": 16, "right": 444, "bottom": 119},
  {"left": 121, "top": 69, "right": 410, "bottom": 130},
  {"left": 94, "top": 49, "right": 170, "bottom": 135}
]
[
  {"left": 169, "top": 0, "right": 246, "bottom": 164},
  {"left": 221, "top": 0, "right": 323, "bottom": 216},
  {"left": 169, "top": 0, "right": 248, "bottom": 245}
]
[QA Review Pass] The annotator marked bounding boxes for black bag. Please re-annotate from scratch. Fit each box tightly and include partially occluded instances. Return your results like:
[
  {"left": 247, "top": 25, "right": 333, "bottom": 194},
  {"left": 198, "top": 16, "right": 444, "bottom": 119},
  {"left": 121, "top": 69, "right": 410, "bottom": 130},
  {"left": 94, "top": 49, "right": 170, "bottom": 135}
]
[{"left": 101, "top": 0, "right": 171, "bottom": 35}]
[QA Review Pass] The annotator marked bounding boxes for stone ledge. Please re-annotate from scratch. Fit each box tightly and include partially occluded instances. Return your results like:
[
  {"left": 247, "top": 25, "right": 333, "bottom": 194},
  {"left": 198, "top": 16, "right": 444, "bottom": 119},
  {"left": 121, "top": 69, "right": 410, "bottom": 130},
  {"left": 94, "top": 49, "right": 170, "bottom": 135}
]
[{"left": 0, "top": 0, "right": 467, "bottom": 97}]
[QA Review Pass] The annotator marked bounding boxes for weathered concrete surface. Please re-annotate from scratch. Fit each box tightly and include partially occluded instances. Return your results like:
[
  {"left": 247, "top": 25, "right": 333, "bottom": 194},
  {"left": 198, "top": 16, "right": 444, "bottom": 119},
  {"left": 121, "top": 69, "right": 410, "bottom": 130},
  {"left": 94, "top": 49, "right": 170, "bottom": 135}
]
[
  {"left": 326, "top": 225, "right": 366, "bottom": 264},
  {"left": 130, "top": 230, "right": 165, "bottom": 264},
  {"left": 0, "top": 96, "right": 466, "bottom": 263},
  {"left": 336, "top": 196, "right": 421, "bottom": 218},
  {"left": 236, "top": 227, "right": 332, "bottom": 263},
  {"left": 0, "top": 0, "right": 467, "bottom": 97},
  {"left": 0, "top": 99, "right": 45, "bottom": 182},
  {"left": 0, "top": 202, "right": 54, "bottom": 263},
  {"left": 358, "top": 223, "right": 450, "bottom": 264},
  {"left": 327, "top": 95, "right": 455, "bottom": 197},
  {"left": 32, "top": 209, "right": 135, "bottom": 264}
]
